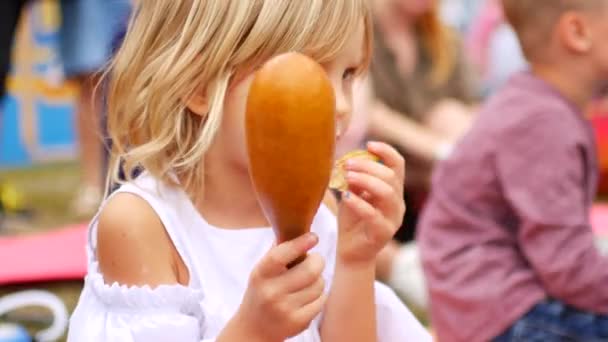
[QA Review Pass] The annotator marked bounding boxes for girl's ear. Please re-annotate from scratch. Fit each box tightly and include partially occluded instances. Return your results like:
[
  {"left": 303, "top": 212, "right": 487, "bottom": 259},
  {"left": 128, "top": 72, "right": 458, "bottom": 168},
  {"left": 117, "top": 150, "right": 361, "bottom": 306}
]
[{"left": 185, "top": 86, "right": 209, "bottom": 116}]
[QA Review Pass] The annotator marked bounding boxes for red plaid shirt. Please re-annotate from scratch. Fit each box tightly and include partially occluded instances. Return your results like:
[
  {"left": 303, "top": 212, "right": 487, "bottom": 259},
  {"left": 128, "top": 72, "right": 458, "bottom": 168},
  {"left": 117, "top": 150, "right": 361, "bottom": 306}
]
[{"left": 419, "top": 71, "right": 603, "bottom": 342}]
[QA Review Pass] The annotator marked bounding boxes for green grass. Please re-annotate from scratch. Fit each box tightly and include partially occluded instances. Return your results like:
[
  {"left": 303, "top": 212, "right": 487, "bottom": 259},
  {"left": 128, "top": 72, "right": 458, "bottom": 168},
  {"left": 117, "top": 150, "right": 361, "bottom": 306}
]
[{"left": 0, "top": 161, "right": 82, "bottom": 232}]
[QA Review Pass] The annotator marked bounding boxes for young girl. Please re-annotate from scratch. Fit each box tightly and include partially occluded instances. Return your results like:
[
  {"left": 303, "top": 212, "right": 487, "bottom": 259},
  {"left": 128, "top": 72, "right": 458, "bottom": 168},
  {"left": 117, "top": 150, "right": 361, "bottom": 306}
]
[{"left": 67, "top": 1, "right": 430, "bottom": 341}]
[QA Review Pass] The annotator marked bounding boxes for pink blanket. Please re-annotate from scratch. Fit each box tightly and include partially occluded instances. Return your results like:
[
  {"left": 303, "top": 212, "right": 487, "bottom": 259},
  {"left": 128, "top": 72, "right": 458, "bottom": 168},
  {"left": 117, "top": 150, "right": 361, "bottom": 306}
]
[
  {"left": 0, "top": 225, "right": 87, "bottom": 285},
  {"left": 0, "top": 206, "right": 606, "bottom": 286},
  {"left": 592, "top": 204, "right": 608, "bottom": 237}
]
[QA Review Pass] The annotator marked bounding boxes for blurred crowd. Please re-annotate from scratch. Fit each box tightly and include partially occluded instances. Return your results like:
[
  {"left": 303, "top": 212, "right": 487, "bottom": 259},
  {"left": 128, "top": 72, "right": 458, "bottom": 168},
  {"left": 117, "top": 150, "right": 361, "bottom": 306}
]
[
  {"left": 1, "top": 0, "right": 608, "bottom": 341},
  {"left": 0, "top": 0, "right": 130, "bottom": 224}
]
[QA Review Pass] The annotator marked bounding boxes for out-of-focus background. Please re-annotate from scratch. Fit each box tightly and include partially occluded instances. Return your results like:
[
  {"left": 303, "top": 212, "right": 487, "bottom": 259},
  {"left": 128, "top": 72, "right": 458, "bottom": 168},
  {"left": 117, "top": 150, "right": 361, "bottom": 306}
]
[
  {"left": 1, "top": 0, "right": 127, "bottom": 341},
  {"left": 0, "top": 0, "right": 606, "bottom": 341},
  {"left": 1, "top": 1, "right": 79, "bottom": 228}
]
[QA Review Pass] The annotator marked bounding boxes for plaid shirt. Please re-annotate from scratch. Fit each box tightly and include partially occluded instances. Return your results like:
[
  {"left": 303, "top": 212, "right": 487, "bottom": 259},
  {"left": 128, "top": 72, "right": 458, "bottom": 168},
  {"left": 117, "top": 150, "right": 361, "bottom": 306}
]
[{"left": 418, "top": 71, "right": 602, "bottom": 342}]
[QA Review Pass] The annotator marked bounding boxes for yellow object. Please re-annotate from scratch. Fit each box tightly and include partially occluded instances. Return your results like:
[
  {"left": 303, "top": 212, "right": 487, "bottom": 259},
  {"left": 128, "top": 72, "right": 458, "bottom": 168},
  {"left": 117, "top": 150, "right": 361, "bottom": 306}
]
[
  {"left": 0, "top": 183, "right": 25, "bottom": 212},
  {"left": 329, "top": 150, "right": 380, "bottom": 192}
]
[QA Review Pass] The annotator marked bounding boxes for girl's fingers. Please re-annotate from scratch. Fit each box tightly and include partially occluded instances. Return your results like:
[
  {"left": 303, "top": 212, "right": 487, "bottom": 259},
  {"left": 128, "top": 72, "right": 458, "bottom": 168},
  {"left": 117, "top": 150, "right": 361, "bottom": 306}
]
[
  {"left": 345, "top": 159, "right": 401, "bottom": 191},
  {"left": 341, "top": 191, "right": 399, "bottom": 246},
  {"left": 287, "top": 277, "right": 325, "bottom": 307},
  {"left": 366, "top": 141, "right": 405, "bottom": 180},
  {"left": 293, "top": 293, "right": 327, "bottom": 329},
  {"left": 257, "top": 233, "right": 318, "bottom": 278},
  {"left": 277, "top": 253, "right": 325, "bottom": 293},
  {"left": 341, "top": 191, "right": 378, "bottom": 222},
  {"left": 344, "top": 173, "right": 405, "bottom": 226},
  {"left": 346, "top": 171, "right": 399, "bottom": 207}
]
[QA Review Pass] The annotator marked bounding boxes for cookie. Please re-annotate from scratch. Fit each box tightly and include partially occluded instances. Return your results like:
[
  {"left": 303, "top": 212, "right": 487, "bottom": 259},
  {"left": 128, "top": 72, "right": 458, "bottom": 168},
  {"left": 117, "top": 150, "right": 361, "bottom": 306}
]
[{"left": 329, "top": 150, "right": 380, "bottom": 192}]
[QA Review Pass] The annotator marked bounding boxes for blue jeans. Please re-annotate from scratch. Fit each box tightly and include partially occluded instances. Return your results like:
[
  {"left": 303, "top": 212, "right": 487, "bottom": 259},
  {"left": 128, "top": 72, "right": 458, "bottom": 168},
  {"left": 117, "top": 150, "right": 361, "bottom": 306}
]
[
  {"left": 59, "top": 0, "right": 131, "bottom": 76},
  {"left": 494, "top": 300, "right": 608, "bottom": 341}
]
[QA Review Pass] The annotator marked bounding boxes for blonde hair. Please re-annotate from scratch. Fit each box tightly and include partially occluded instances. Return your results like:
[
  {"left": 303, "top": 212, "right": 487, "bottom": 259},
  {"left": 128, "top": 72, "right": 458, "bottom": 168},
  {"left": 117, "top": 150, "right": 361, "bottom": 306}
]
[{"left": 105, "top": 0, "right": 372, "bottom": 195}]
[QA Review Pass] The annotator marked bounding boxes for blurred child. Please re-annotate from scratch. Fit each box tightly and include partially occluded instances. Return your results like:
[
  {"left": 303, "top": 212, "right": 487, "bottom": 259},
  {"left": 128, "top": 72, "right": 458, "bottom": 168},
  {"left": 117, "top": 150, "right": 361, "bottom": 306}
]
[
  {"left": 67, "top": 1, "right": 430, "bottom": 341},
  {"left": 418, "top": 0, "right": 608, "bottom": 341}
]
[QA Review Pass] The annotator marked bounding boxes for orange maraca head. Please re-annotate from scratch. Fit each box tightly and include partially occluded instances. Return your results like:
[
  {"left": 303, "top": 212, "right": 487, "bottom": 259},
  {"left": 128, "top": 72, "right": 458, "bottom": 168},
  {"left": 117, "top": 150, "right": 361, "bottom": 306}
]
[{"left": 245, "top": 52, "right": 336, "bottom": 243}]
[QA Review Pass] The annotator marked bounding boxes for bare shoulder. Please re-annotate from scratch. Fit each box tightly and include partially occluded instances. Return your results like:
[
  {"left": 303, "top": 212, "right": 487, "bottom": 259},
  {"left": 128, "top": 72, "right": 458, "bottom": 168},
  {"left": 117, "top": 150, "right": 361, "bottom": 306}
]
[{"left": 97, "top": 192, "right": 180, "bottom": 287}]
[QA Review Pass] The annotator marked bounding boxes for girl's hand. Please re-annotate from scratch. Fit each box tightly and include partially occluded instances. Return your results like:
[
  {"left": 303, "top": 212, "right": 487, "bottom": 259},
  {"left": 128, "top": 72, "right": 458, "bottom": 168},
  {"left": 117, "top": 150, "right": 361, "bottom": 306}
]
[
  {"left": 337, "top": 142, "right": 406, "bottom": 266},
  {"left": 233, "top": 233, "right": 326, "bottom": 342}
]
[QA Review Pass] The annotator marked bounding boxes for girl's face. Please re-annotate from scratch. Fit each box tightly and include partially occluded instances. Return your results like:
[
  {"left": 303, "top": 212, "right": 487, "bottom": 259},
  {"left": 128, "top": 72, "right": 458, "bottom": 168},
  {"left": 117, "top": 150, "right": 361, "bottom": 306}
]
[{"left": 217, "top": 20, "right": 367, "bottom": 171}]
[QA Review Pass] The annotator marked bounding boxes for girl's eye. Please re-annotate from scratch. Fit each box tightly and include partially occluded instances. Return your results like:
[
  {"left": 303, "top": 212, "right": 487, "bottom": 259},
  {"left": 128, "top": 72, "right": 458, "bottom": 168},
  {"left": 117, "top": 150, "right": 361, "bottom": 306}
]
[{"left": 342, "top": 67, "right": 357, "bottom": 81}]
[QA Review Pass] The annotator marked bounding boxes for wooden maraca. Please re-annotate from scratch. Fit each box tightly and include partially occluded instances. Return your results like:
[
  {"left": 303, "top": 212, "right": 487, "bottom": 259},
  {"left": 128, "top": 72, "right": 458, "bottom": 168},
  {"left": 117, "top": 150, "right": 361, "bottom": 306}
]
[{"left": 246, "top": 52, "right": 336, "bottom": 259}]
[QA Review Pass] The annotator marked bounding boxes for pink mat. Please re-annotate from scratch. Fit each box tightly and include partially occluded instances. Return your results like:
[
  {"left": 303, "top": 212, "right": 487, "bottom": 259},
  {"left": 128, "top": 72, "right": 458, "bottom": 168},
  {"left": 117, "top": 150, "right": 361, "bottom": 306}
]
[
  {"left": 0, "top": 205, "right": 605, "bottom": 286},
  {"left": 0, "top": 225, "right": 87, "bottom": 285},
  {"left": 592, "top": 204, "right": 608, "bottom": 237}
]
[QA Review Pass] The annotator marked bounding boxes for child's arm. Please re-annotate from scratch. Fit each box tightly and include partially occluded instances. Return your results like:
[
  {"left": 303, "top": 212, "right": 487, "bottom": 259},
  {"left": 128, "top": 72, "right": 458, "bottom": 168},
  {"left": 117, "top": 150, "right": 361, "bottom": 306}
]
[
  {"left": 497, "top": 116, "right": 608, "bottom": 312},
  {"left": 369, "top": 102, "right": 456, "bottom": 162},
  {"left": 320, "top": 142, "right": 406, "bottom": 342},
  {"left": 321, "top": 261, "right": 377, "bottom": 341}
]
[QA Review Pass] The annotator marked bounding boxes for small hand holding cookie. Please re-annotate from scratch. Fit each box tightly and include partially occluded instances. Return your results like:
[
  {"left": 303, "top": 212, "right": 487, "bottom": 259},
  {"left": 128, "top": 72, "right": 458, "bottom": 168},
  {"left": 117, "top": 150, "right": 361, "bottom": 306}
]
[{"left": 337, "top": 142, "right": 406, "bottom": 266}]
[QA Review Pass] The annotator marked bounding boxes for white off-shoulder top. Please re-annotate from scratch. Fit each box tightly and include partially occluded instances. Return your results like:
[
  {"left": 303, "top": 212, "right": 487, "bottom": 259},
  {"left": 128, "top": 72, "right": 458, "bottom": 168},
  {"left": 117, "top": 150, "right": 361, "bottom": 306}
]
[{"left": 67, "top": 173, "right": 431, "bottom": 341}]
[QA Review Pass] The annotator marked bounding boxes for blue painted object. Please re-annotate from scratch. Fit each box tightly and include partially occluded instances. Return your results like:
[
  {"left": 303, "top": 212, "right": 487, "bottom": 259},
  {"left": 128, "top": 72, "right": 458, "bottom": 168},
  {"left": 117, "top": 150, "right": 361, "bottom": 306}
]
[
  {"left": 0, "top": 2, "right": 77, "bottom": 168},
  {"left": 0, "top": 98, "right": 31, "bottom": 167},
  {"left": 0, "top": 323, "right": 31, "bottom": 342},
  {"left": 36, "top": 101, "right": 75, "bottom": 147}
]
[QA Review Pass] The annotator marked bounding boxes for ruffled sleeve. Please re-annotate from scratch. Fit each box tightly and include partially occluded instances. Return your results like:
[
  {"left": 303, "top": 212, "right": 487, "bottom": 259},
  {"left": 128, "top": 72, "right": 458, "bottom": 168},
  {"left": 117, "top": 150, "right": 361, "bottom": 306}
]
[{"left": 68, "top": 263, "right": 214, "bottom": 342}]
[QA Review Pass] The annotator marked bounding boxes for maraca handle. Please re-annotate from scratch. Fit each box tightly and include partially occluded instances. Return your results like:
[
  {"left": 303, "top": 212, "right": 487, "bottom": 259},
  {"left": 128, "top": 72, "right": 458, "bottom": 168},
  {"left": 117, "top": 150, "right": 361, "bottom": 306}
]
[
  {"left": 287, "top": 254, "right": 307, "bottom": 269},
  {"left": 277, "top": 233, "right": 308, "bottom": 268}
]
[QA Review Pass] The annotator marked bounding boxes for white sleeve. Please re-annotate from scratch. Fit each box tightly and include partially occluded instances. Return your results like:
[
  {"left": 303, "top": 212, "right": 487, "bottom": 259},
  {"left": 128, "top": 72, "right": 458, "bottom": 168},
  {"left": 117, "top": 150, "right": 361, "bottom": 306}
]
[
  {"left": 68, "top": 270, "right": 213, "bottom": 342},
  {"left": 73, "top": 311, "right": 203, "bottom": 342},
  {"left": 375, "top": 282, "right": 433, "bottom": 342}
]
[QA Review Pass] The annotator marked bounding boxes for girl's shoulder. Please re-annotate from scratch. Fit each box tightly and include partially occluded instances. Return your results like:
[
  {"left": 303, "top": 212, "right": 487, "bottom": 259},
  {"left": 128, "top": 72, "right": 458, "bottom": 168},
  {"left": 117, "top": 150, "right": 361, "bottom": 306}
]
[
  {"left": 93, "top": 173, "right": 190, "bottom": 288},
  {"left": 70, "top": 193, "right": 204, "bottom": 340},
  {"left": 96, "top": 191, "right": 184, "bottom": 287}
]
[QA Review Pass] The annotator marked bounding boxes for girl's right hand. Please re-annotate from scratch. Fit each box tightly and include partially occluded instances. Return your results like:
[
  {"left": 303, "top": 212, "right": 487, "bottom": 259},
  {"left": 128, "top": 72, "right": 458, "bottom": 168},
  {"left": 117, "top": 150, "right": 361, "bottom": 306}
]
[{"left": 233, "top": 233, "right": 326, "bottom": 342}]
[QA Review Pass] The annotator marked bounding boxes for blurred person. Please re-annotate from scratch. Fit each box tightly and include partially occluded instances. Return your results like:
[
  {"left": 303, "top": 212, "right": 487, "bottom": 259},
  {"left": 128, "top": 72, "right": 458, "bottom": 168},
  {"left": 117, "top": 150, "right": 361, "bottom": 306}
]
[
  {"left": 368, "top": 0, "right": 480, "bottom": 313},
  {"left": 418, "top": 0, "right": 608, "bottom": 341},
  {"left": 67, "top": 1, "right": 430, "bottom": 341},
  {"left": 439, "top": 0, "right": 485, "bottom": 33},
  {"left": 369, "top": 0, "right": 479, "bottom": 242},
  {"left": 58, "top": 0, "right": 131, "bottom": 217}
]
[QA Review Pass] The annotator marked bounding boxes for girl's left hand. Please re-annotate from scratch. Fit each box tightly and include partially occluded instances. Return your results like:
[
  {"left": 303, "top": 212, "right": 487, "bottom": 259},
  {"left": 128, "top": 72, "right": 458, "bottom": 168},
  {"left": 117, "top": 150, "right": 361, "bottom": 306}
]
[{"left": 337, "top": 141, "right": 406, "bottom": 266}]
